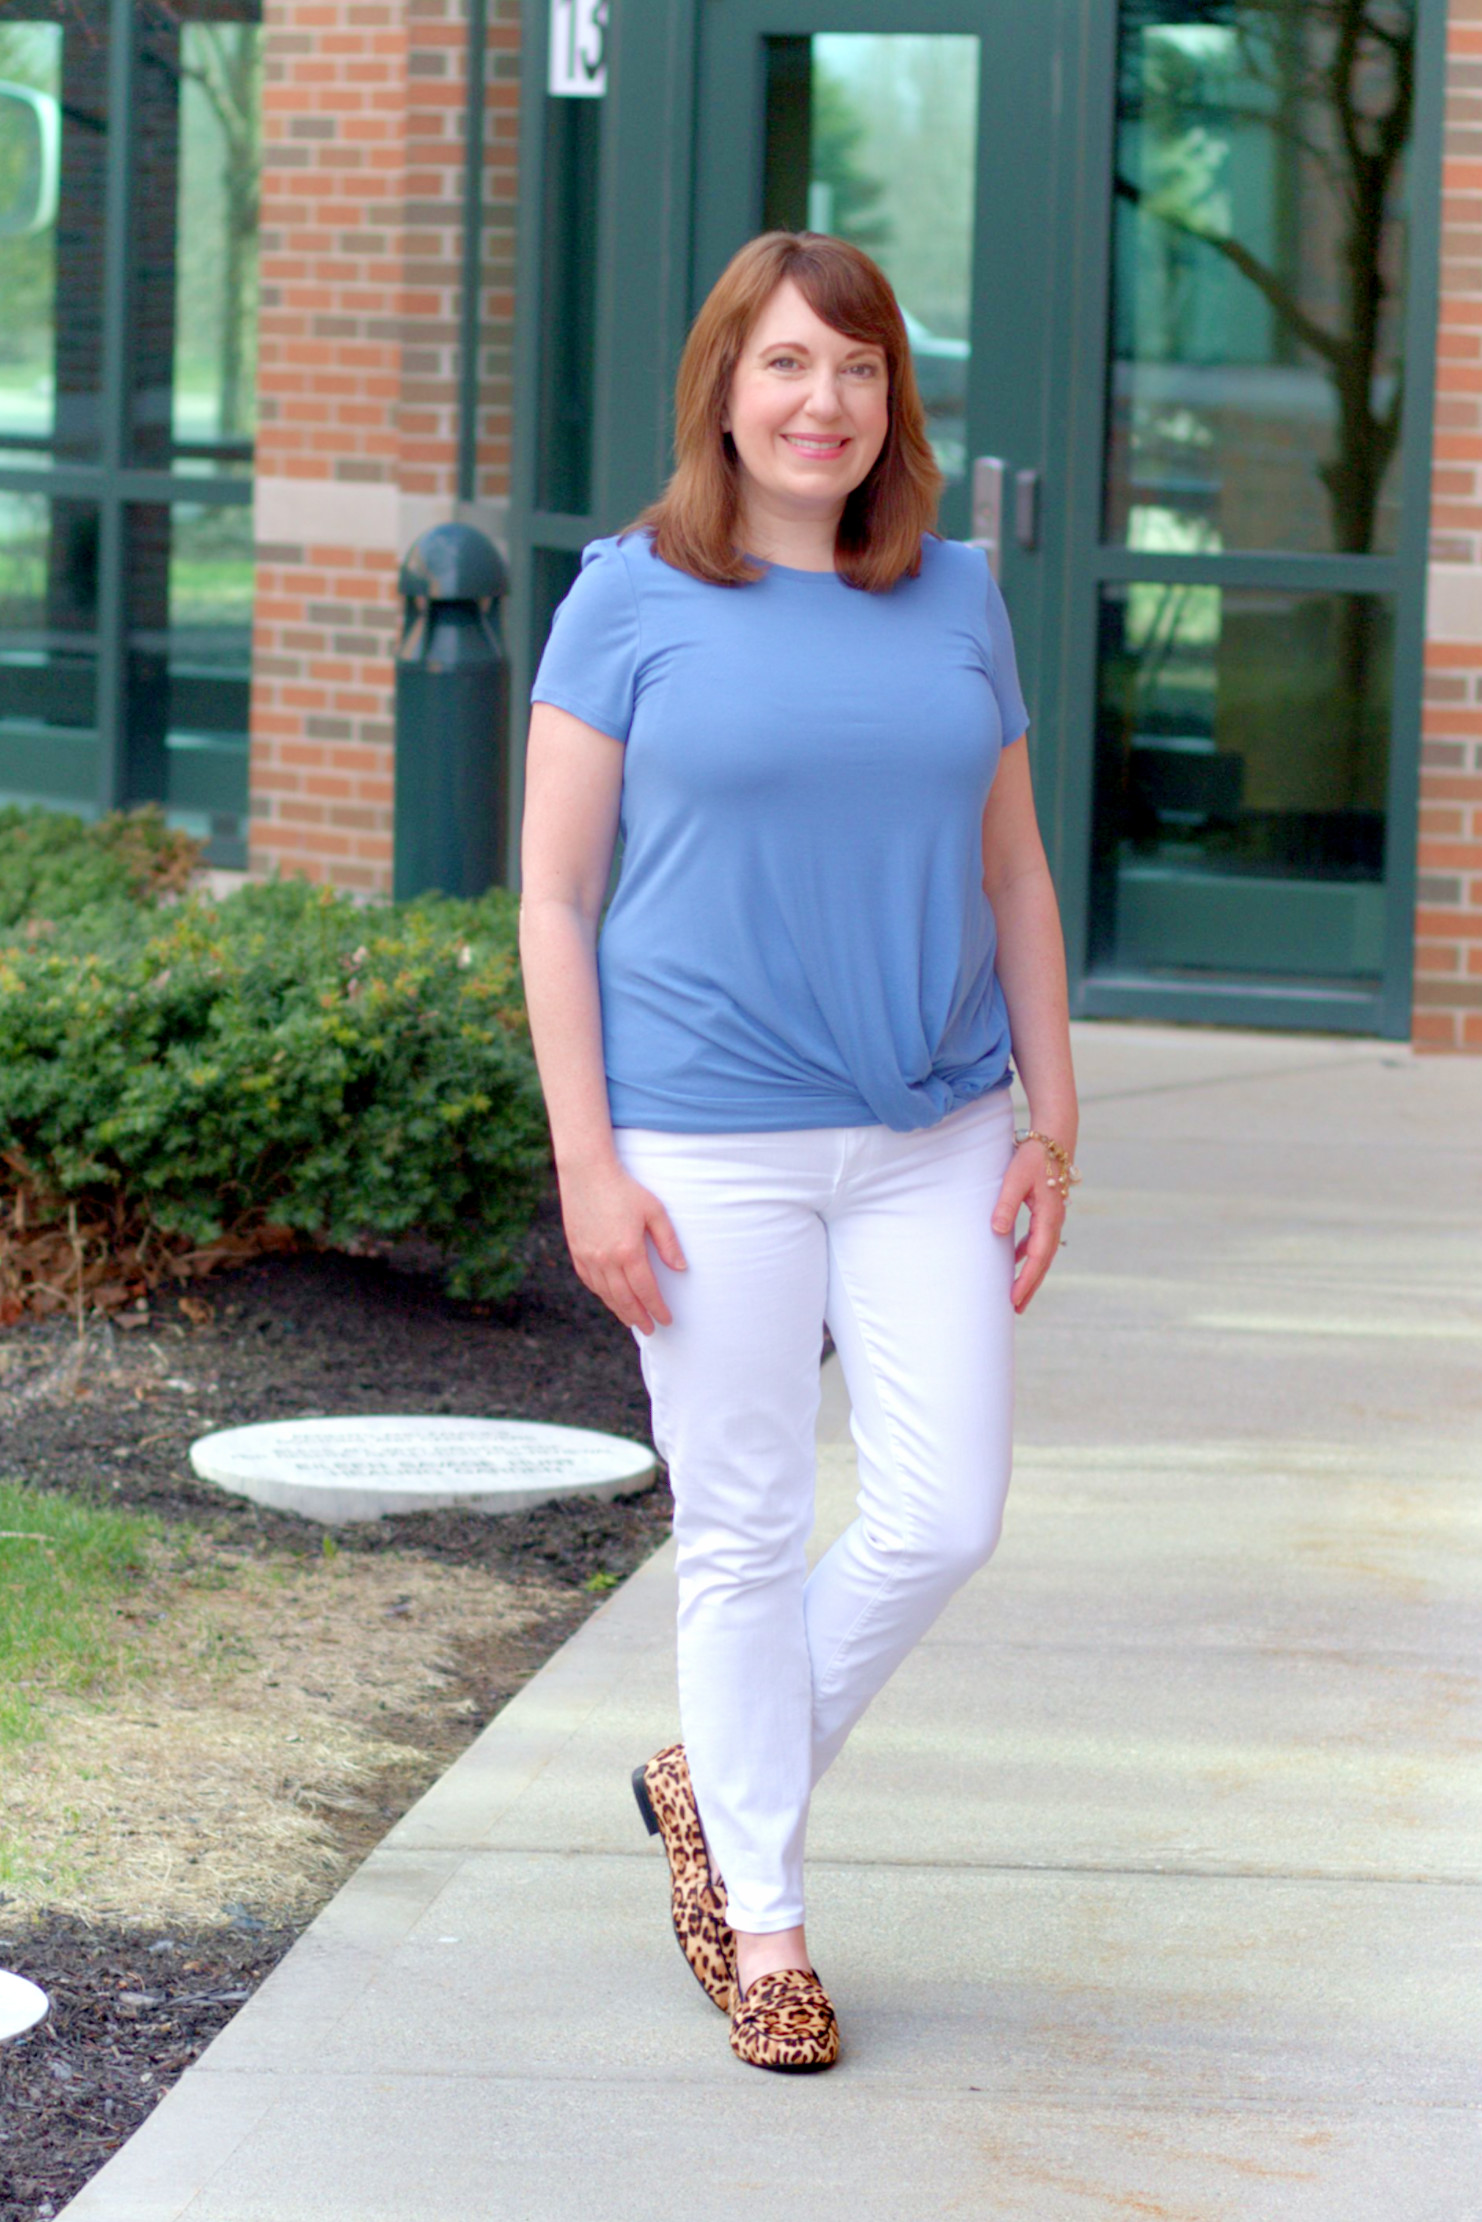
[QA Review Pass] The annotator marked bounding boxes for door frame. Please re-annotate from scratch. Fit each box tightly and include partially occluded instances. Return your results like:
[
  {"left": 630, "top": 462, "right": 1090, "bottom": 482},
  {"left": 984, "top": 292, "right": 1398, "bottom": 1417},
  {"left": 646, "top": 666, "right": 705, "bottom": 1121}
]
[{"left": 1051, "top": 0, "right": 1447, "bottom": 1040}]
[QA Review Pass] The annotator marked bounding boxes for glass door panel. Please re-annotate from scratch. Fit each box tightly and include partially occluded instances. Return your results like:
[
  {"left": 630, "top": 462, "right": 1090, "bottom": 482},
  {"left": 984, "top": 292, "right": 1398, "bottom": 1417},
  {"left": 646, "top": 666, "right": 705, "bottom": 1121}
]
[
  {"left": 131, "top": 3, "right": 261, "bottom": 476},
  {"left": 127, "top": 499, "right": 252, "bottom": 865},
  {"left": 1105, "top": 1, "right": 1411, "bottom": 558},
  {"left": 0, "top": 489, "right": 99, "bottom": 811},
  {"left": 0, "top": 8, "right": 109, "bottom": 466},
  {"left": 1092, "top": 581, "right": 1393, "bottom": 980},
  {"left": 762, "top": 34, "right": 980, "bottom": 488},
  {"left": 171, "top": 15, "right": 262, "bottom": 472},
  {"left": 694, "top": 3, "right": 1054, "bottom": 557}
]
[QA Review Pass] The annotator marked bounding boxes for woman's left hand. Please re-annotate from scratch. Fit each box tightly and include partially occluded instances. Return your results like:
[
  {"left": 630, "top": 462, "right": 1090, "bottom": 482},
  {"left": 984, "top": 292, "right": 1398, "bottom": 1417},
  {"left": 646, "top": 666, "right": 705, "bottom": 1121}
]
[{"left": 991, "top": 1140, "right": 1066, "bottom": 1314}]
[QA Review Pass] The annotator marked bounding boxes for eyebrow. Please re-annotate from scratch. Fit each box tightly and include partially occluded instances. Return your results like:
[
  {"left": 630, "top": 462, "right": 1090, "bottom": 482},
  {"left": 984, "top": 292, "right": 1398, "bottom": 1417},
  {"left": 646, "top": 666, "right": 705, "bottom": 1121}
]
[{"left": 757, "top": 338, "right": 884, "bottom": 358}]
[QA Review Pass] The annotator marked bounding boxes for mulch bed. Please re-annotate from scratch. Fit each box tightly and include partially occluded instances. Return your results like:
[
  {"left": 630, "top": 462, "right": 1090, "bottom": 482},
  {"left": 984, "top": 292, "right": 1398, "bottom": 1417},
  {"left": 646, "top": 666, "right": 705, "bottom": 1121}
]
[
  {"left": 0, "top": 1182, "right": 667, "bottom": 1578},
  {"left": 0, "top": 1181, "right": 673, "bottom": 2222},
  {"left": 0, "top": 1920, "right": 299, "bottom": 2222}
]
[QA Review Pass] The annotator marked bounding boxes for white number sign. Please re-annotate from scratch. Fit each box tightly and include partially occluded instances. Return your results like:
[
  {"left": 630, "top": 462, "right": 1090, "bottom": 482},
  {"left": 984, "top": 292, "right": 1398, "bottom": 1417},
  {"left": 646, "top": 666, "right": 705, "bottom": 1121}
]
[{"left": 549, "top": 0, "right": 607, "bottom": 98}]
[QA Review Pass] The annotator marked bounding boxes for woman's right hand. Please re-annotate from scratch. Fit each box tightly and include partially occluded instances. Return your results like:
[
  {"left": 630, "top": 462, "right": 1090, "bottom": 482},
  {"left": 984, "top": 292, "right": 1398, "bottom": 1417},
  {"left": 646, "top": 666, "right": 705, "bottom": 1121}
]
[{"left": 558, "top": 1160, "right": 688, "bottom": 1335}]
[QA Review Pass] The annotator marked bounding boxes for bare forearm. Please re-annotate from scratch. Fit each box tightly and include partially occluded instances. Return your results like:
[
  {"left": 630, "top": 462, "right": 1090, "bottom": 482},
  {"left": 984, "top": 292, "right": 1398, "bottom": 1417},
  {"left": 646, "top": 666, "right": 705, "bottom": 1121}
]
[
  {"left": 517, "top": 897, "right": 619, "bottom": 1175},
  {"left": 992, "top": 866, "right": 1078, "bottom": 1154}
]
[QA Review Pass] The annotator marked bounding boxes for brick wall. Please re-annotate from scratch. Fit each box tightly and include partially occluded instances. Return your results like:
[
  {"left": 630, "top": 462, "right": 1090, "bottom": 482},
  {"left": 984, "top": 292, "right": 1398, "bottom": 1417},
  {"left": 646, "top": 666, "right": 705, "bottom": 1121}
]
[
  {"left": 1418, "top": 0, "right": 1482, "bottom": 1049},
  {"left": 248, "top": 0, "right": 519, "bottom": 891}
]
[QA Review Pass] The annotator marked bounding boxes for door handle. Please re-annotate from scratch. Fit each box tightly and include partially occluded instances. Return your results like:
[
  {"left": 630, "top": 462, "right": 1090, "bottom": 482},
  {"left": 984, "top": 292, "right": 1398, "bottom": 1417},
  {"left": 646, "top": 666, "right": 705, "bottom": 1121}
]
[
  {"left": 971, "top": 458, "right": 1040, "bottom": 575},
  {"left": 969, "top": 455, "right": 1005, "bottom": 580},
  {"left": 1014, "top": 467, "right": 1040, "bottom": 552}
]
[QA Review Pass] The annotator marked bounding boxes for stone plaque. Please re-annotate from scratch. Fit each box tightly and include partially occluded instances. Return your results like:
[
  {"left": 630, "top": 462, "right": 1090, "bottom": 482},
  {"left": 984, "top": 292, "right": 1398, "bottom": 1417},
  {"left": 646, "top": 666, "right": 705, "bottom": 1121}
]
[{"left": 189, "top": 1415, "right": 655, "bottom": 1525}]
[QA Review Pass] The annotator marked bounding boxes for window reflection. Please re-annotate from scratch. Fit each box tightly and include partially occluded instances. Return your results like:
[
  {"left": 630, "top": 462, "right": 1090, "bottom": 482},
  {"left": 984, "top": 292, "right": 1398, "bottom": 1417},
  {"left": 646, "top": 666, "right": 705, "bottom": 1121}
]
[
  {"left": 0, "top": 10, "right": 107, "bottom": 464},
  {"left": 763, "top": 35, "right": 979, "bottom": 486},
  {"left": 1091, "top": 583, "right": 1393, "bottom": 980},
  {"left": 127, "top": 502, "right": 252, "bottom": 866},
  {"left": 175, "top": 20, "right": 261, "bottom": 461},
  {"left": 0, "top": 491, "right": 99, "bottom": 812},
  {"left": 133, "top": 5, "right": 261, "bottom": 473},
  {"left": 1105, "top": 2, "right": 1413, "bottom": 556}
]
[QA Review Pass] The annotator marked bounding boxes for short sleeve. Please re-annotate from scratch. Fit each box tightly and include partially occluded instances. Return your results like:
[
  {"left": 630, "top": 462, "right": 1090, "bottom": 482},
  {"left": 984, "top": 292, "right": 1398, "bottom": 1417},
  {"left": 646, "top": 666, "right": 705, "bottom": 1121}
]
[
  {"left": 983, "top": 558, "right": 1030, "bottom": 746},
  {"left": 529, "top": 537, "right": 640, "bottom": 741}
]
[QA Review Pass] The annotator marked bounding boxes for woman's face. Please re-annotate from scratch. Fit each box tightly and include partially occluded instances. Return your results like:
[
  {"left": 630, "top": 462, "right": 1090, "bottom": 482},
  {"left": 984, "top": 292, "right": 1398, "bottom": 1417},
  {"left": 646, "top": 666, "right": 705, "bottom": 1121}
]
[{"left": 721, "top": 277, "right": 890, "bottom": 528}]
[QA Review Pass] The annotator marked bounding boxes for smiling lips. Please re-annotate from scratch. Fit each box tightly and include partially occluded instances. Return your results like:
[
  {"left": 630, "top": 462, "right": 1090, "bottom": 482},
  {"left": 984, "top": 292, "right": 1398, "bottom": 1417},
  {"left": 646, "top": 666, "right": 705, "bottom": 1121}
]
[{"left": 783, "top": 434, "right": 850, "bottom": 458}]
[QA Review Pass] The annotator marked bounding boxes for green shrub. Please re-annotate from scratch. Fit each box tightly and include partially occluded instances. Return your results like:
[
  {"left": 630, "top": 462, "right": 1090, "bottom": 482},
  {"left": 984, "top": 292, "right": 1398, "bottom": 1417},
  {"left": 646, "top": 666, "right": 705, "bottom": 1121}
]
[
  {"left": 0, "top": 877, "right": 551, "bottom": 1311},
  {"left": 0, "top": 803, "right": 203, "bottom": 930}
]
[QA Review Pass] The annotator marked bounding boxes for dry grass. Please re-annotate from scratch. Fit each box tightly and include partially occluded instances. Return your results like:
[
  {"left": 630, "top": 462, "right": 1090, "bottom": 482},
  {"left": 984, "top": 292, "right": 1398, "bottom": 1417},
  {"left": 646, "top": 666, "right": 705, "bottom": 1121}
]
[{"left": 1, "top": 1541, "right": 568, "bottom": 1932}]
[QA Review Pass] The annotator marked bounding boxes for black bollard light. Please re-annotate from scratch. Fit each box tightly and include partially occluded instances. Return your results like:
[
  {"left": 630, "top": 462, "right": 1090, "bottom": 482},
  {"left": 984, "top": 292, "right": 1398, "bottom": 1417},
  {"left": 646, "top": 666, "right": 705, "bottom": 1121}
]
[{"left": 393, "top": 522, "right": 509, "bottom": 900}]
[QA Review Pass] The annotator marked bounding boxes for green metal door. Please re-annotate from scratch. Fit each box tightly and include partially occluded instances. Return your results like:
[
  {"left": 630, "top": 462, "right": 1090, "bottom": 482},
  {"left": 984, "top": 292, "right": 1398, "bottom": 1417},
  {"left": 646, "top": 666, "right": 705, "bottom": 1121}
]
[
  {"left": 1069, "top": 0, "right": 1444, "bottom": 1038},
  {"left": 691, "top": 0, "right": 1068, "bottom": 803},
  {"left": 512, "top": 1, "right": 1443, "bottom": 1034}
]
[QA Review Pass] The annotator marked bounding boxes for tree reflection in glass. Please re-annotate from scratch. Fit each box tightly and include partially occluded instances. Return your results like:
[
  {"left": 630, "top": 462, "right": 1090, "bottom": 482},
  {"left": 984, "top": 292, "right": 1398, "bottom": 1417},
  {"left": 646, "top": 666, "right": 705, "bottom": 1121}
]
[{"left": 1106, "top": 0, "right": 1414, "bottom": 561}]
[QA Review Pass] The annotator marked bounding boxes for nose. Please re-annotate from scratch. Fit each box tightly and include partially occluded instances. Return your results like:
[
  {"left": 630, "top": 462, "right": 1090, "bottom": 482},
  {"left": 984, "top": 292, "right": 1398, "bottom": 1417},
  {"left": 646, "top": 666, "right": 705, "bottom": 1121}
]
[{"left": 797, "top": 373, "right": 848, "bottom": 422}]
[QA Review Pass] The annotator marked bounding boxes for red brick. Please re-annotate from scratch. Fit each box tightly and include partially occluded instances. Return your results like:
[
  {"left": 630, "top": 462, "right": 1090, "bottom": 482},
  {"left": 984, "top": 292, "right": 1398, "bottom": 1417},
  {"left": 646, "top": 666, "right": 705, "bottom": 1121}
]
[{"left": 1411, "top": 1012, "right": 1461, "bottom": 1049}]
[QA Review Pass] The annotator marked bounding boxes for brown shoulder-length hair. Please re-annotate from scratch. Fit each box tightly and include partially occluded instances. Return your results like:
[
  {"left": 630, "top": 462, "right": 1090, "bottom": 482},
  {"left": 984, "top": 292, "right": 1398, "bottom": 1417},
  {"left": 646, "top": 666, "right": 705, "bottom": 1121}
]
[{"left": 625, "top": 232, "right": 943, "bottom": 594}]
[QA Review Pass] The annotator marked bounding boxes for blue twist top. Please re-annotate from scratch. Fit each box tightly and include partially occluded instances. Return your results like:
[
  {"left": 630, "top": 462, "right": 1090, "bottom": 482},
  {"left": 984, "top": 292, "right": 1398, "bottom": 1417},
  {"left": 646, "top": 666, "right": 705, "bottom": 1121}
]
[{"left": 530, "top": 527, "right": 1029, "bottom": 1134}]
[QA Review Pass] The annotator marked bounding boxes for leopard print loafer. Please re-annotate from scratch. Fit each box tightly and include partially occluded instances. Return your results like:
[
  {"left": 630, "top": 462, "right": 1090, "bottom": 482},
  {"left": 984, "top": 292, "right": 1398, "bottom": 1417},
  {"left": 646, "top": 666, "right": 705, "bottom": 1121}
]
[
  {"left": 632, "top": 1743, "right": 737, "bottom": 2014},
  {"left": 729, "top": 1967, "right": 840, "bottom": 2073}
]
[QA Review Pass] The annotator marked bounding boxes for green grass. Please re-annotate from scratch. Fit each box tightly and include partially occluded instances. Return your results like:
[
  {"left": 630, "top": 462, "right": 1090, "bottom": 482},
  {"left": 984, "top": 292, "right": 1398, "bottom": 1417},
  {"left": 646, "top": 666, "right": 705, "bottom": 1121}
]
[{"left": 0, "top": 1480, "right": 161, "bottom": 1745}]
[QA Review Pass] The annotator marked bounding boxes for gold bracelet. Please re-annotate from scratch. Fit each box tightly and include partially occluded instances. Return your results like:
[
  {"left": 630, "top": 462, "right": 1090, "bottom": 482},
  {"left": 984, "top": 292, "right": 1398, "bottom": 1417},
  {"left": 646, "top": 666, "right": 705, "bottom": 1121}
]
[{"left": 1014, "top": 1128, "right": 1081, "bottom": 1202}]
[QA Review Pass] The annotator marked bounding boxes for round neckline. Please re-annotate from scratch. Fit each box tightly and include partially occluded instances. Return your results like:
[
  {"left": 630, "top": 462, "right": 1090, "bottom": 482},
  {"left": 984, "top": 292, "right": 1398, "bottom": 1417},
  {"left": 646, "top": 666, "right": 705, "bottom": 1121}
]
[{"left": 743, "top": 551, "right": 843, "bottom": 579}]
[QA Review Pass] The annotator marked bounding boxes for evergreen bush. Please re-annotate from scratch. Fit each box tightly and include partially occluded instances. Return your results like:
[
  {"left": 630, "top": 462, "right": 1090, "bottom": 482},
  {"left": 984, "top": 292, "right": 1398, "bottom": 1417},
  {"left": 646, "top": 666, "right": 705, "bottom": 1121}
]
[
  {"left": 0, "top": 873, "right": 550, "bottom": 1319},
  {"left": 0, "top": 803, "right": 203, "bottom": 930}
]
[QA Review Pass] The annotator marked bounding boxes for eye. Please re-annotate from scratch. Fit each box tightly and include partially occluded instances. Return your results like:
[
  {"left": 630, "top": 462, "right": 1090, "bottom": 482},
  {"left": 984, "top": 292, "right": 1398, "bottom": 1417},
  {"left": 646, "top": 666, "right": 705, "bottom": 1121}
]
[
  {"left": 844, "top": 360, "right": 882, "bottom": 378},
  {"left": 766, "top": 353, "right": 803, "bottom": 371}
]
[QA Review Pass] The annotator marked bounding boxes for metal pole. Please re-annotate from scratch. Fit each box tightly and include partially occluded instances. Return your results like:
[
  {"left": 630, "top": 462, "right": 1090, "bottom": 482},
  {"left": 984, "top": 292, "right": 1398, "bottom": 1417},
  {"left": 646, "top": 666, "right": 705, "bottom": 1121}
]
[{"left": 457, "top": 0, "right": 489, "bottom": 505}]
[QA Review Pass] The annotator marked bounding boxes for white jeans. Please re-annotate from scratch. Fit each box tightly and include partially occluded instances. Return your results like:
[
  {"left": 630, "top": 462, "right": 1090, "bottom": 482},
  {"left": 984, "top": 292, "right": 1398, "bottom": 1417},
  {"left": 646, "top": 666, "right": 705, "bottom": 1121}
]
[{"left": 614, "top": 1088, "right": 1017, "bottom": 1933}]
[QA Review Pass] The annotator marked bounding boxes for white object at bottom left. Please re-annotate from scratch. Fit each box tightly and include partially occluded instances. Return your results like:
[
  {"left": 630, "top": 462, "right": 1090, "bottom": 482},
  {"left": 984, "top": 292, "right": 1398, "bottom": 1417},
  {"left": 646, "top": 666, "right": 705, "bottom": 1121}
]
[{"left": 0, "top": 1970, "right": 48, "bottom": 2041}]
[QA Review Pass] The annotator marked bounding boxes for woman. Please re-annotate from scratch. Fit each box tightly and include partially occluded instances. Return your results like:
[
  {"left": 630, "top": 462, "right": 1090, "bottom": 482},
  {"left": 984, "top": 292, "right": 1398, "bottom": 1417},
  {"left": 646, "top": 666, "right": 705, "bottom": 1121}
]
[{"left": 518, "top": 232, "right": 1078, "bottom": 2074}]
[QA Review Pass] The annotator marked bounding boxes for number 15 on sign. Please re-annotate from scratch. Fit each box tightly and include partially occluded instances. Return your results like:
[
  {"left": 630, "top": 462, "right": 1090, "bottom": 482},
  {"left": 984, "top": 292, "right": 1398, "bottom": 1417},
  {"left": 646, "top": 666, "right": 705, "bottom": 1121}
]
[{"left": 549, "top": 0, "right": 607, "bottom": 97}]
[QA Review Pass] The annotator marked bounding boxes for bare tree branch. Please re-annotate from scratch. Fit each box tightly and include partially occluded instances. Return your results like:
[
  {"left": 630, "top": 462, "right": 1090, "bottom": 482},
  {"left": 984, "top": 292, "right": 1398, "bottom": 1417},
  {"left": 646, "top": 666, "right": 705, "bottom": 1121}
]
[{"left": 1114, "top": 171, "right": 1344, "bottom": 366}]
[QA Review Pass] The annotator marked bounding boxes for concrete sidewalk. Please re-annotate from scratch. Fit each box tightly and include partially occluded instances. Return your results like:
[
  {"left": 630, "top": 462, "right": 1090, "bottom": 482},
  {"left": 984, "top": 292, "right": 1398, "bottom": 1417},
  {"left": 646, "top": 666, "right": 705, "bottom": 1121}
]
[{"left": 62, "top": 1024, "right": 1482, "bottom": 2221}]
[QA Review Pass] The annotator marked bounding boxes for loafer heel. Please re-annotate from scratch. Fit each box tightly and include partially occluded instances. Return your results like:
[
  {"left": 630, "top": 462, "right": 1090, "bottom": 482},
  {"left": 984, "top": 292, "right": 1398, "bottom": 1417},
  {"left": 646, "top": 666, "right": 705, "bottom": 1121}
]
[
  {"left": 631, "top": 1765, "right": 660, "bottom": 1836},
  {"left": 633, "top": 1743, "right": 737, "bottom": 2013}
]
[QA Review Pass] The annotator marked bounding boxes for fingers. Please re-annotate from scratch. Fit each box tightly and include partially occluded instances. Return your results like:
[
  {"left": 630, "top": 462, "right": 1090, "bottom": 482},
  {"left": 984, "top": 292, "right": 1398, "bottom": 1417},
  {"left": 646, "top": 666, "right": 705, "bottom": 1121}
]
[
  {"left": 614, "top": 1198, "right": 687, "bottom": 1333},
  {"left": 1011, "top": 1191, "right": 1065, "bottom": 1313},
  {"left": 624, "top": 1251, "right": 674, "bottom": 1334},
  {"left": 992, "top": 1151, "right": 1066, "bottom": 1316},
  {"left": 584, "top": 1246, "right": 668, "bottom": 1335},
  {"left": 563, "top": 1179, "right": 687, "bottom": 1336},
  {"left": 991, "top": 1154, "right": 1035, "bottom": 1237},
  {"left": 647, "top": 1204, "right": 688, "bottom": 1276}
]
